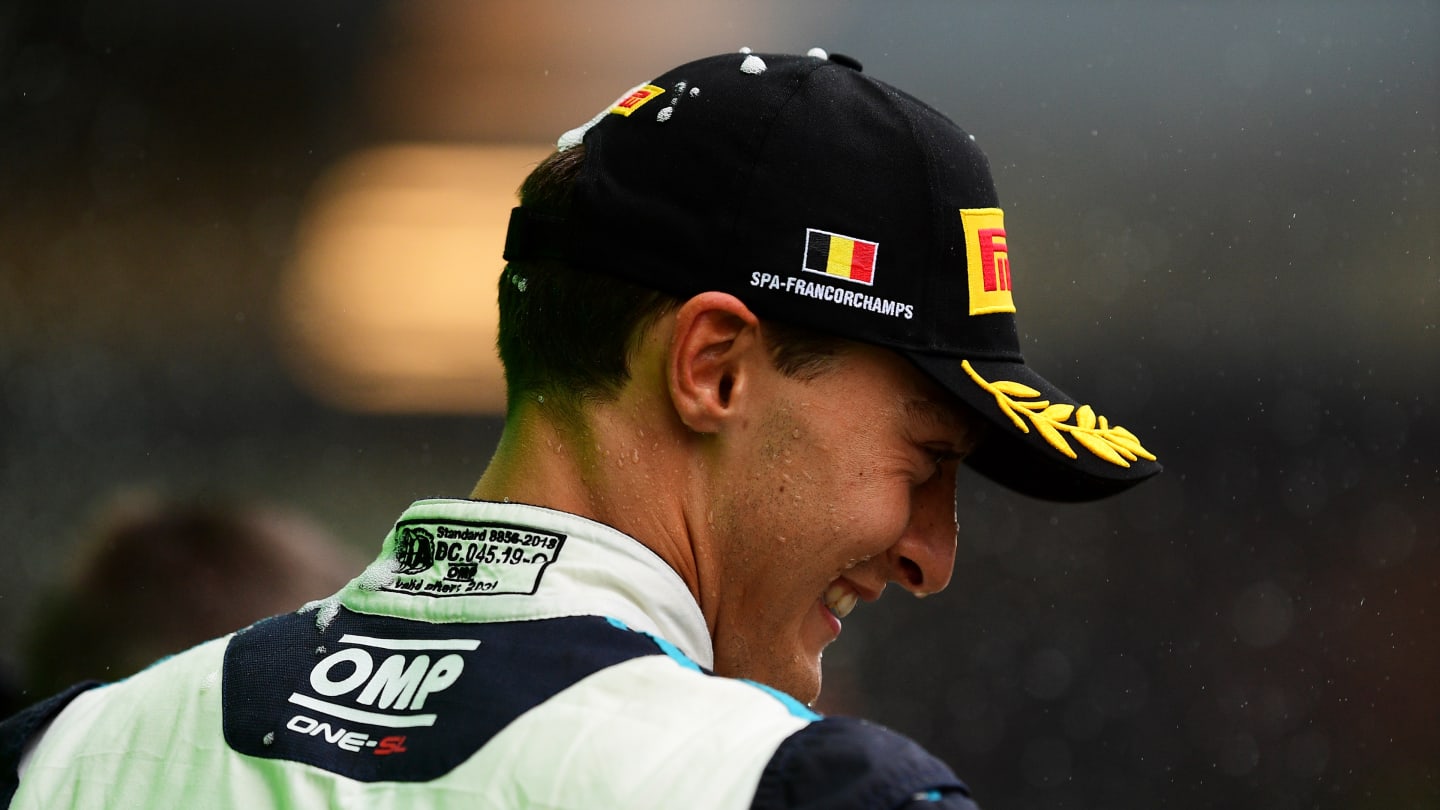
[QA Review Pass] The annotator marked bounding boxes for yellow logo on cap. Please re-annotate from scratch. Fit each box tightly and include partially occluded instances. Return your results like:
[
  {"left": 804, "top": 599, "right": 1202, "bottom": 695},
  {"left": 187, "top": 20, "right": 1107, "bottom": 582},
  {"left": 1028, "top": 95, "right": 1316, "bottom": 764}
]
[
  {"left": 960, "top": 208, "right": 1015, "bottom": 315},
  {"left": 961, "top": 360, "right": 1156, "bottom": 468},
  {"left": 610, "top": 84, "right": 667, "bottom": 116}
]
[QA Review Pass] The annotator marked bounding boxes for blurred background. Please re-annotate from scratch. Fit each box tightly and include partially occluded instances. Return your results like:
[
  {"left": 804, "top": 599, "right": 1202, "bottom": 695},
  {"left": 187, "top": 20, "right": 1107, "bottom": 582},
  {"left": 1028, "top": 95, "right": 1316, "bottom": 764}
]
[{"left": 1, "top": 1, "right": 1435, "bottom": 807}]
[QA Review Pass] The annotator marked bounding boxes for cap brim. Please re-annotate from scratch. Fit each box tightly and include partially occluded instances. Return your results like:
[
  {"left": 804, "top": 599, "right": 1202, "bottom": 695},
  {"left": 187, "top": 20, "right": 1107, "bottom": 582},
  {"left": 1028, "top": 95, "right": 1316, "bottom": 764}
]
[{"left": 906, "top": 353, "right": 1161, "bottom": 502}]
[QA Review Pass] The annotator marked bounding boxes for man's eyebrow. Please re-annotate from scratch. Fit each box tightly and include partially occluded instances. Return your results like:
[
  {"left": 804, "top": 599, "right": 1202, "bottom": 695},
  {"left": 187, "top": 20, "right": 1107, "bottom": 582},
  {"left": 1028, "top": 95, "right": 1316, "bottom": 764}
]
[{"left": 902, "top": 397, "right": 979, "bottom": 450}]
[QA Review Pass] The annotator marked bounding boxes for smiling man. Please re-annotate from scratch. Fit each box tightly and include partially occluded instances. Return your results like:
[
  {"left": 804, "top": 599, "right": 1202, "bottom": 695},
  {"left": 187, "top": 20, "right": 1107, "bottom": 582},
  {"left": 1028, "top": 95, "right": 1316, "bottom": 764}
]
[{"left": 4, "top": 50, "right": 1159, "bottom": 809}]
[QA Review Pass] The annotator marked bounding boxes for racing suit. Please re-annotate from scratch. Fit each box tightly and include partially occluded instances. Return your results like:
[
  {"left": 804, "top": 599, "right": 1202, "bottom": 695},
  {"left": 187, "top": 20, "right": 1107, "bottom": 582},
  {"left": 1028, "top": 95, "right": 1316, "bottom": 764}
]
[{"left": 2, "top": 499, "right": 977, "bottom": 808}]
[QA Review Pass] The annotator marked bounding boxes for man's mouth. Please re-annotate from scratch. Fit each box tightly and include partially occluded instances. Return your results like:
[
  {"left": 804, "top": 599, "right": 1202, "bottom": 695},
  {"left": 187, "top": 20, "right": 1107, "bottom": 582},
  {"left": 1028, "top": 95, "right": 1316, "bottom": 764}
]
[{"left": 823, "top": 581, "right": 859, "bottom": 619}]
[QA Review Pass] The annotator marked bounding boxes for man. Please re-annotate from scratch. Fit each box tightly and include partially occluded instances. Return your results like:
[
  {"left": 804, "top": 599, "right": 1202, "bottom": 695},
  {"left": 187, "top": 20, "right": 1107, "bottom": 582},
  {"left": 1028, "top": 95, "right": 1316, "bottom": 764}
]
[{"left": 2, "top": 49, "right": 1159, "bottom": 808}]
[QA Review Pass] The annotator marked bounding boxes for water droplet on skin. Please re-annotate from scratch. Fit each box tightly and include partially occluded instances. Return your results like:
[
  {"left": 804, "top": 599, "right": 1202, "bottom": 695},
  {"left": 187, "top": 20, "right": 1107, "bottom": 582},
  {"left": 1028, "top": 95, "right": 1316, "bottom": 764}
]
[
  {"left": 632, "top": 448, "right": 640, "bottom": 463},
  {"left": 792, "top": 429, "right": 802, "bottom": 439}
]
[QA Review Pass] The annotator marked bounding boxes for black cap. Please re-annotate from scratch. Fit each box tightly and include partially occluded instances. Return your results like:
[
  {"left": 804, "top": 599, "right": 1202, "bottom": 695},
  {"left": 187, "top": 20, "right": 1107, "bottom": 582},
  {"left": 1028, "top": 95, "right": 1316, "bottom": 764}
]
[{"left": 504, "top": 49, "right": 1160, "bottom": 501}]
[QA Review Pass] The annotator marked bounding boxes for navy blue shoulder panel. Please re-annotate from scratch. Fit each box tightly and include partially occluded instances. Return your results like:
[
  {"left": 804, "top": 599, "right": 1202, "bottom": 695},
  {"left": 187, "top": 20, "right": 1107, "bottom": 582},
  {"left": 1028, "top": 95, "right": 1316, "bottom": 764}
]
[
  {"left": 751, "top": 717, "right": 979, "bottom": 810},
  {"left": 222, "top": 608, "right": 660, "bottom": 782},
  {"left": 0, "top": 681, "right": 101, "bottom": 808}
]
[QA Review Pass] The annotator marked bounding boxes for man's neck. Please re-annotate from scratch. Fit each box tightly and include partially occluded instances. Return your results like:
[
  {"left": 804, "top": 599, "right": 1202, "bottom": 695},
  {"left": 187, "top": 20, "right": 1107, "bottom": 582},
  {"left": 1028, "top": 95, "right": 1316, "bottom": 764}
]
[{"left": 470, "top": 400, "right": 707, "bottom": 612}]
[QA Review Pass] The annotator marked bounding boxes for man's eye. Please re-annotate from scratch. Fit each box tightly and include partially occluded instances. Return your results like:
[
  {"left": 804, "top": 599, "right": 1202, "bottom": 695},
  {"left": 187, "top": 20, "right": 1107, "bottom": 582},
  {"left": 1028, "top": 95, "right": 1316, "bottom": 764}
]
[
  {"left": 927, "top": 447, "right": 961, "bottom": 466},
  {"left": 919, "top": 447, "right": 961, "bottom": 482}
]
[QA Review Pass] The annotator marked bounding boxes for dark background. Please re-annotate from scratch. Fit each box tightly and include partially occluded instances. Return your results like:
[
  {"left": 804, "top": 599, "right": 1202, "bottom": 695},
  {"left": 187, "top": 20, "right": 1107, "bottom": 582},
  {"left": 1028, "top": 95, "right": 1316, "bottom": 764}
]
[{"left": 2, "top": 1, "right": 1436, "bottom": 808}]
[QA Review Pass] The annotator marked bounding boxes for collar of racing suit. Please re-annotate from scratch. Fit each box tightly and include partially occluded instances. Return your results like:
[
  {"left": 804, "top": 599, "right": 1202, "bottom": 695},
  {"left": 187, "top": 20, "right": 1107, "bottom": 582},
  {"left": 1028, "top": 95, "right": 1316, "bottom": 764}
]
[{"left": 320, "top": 498, "right": 715, "bottom": 670}]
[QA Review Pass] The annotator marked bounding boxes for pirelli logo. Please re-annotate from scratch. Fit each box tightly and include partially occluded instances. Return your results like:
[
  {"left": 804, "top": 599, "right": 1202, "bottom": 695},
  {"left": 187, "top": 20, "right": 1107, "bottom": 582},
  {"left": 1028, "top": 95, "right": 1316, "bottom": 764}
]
[
  {"left": 610, "top": 84, "right": 666, "bottom": 116},
  {"left": 960, "top": 208, "right": 1015, "bottom": 315},
  {"left": 802, "top": 228, "right": 878, "bottom": 286}
]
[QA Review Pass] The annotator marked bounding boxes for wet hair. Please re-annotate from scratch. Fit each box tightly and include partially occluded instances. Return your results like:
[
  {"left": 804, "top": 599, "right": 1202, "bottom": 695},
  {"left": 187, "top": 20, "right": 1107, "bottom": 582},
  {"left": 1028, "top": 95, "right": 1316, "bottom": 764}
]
[{"left": 496, "top": 145, "right": 844, "bottom": 420}]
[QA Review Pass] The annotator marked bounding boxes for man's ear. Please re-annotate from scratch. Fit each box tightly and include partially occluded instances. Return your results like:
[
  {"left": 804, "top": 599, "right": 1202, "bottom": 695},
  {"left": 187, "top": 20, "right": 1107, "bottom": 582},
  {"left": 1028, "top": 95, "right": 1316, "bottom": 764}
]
[{"left": 668, "top": 292, "right": 763, "bottom": 433}]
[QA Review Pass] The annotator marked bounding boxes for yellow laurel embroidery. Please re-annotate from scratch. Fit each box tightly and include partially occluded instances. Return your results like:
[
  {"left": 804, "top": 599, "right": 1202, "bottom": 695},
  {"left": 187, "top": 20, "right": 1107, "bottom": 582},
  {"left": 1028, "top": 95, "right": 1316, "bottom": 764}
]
[{"left": 961, "top": 360, "right": 1157, "bottom": 468}]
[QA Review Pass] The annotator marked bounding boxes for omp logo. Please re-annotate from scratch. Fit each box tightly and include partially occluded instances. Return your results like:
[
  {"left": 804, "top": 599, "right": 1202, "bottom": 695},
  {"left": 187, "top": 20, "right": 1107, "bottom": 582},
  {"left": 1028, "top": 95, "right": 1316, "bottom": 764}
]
[{"left": 287, "top": 634, "right": 480, "bottom": 729}]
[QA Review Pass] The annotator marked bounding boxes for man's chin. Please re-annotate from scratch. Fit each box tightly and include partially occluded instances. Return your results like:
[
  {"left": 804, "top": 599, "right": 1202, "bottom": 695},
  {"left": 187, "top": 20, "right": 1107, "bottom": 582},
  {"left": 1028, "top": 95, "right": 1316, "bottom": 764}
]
[
  {"left": 768, "top": 658, "right": 823, "bottom": 707},
  {"left": 712, "top": 640, "right": 824, "bottom": 705}
]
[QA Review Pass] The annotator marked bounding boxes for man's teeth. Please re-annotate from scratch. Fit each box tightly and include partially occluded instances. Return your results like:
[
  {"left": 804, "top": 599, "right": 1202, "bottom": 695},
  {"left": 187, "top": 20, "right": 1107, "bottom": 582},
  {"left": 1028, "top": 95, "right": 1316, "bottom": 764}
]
[{"left": 823, "top": 582, "right": 859, "bottom": 619}]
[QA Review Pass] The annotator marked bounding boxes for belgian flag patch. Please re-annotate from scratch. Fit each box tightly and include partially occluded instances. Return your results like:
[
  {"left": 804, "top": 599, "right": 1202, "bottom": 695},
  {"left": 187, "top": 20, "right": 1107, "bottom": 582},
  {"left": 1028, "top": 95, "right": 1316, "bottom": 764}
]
[{"left": 802, "top": 228, "right": 878, "bottom": 286}]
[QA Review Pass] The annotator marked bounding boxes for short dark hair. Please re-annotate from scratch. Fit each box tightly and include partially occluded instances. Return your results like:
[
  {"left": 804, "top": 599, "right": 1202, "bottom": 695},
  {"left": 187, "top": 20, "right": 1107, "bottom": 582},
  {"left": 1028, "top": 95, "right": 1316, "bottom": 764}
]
[{"left": 496, "top": 146, "right": 843, "bottom": 420}]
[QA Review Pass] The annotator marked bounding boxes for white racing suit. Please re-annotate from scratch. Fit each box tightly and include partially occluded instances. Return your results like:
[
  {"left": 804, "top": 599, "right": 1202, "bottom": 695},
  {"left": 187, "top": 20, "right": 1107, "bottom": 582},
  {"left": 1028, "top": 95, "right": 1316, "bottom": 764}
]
[{"left": 2, "top": 499, "right": 977, "bottom": 809}]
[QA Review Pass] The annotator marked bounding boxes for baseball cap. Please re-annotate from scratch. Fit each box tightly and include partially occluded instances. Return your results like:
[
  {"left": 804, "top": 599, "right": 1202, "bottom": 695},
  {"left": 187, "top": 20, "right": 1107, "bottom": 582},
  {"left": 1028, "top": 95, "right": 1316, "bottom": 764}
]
[{"left": 503, "top": 49, "right": 1160, "bottom": 502}]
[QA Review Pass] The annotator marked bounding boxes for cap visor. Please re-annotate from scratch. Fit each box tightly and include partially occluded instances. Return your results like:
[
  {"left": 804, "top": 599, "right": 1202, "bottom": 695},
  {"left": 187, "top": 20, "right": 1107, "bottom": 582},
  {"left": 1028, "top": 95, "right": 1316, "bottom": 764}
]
[{"left": 906, "top": 353, "right": 1161, "bottom": 502}]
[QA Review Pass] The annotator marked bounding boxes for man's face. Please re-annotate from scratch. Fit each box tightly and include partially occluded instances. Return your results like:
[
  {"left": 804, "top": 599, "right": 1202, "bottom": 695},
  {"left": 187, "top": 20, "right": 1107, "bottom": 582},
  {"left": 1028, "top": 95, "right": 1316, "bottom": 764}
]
[{"left": 705, "top": 342, "right": 978, "bottom": 704}]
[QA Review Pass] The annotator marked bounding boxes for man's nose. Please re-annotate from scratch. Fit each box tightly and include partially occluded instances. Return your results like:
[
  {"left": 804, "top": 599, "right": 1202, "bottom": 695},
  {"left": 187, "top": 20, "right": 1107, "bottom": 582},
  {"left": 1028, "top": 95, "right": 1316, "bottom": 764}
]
[{"left": 888, "top": 470, "right": 959, "bottom": 596}]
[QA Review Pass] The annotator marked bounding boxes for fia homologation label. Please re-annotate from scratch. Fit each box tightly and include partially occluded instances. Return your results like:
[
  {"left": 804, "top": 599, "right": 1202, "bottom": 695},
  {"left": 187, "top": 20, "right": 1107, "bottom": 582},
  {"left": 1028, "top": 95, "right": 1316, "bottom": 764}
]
[{"left": 384, "top": 520, "right": 565, "bottom": 597}]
